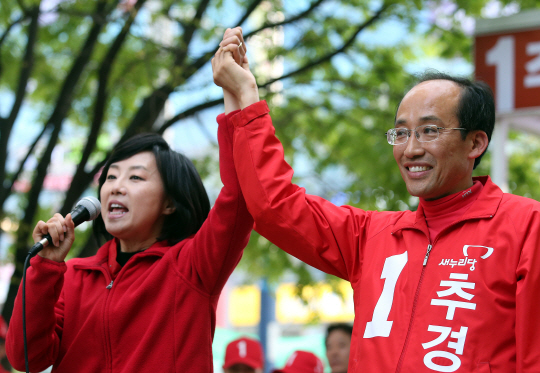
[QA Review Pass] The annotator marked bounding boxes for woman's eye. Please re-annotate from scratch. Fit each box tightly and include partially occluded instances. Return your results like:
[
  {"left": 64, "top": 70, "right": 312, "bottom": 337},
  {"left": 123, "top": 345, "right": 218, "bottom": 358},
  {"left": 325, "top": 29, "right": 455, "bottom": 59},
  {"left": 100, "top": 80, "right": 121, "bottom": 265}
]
[
  {"left": 106, "top": 175, "right": 116, "bottom": 180},
  {"left": 130, "top": 175, "right": 143, "bottom": 180}
]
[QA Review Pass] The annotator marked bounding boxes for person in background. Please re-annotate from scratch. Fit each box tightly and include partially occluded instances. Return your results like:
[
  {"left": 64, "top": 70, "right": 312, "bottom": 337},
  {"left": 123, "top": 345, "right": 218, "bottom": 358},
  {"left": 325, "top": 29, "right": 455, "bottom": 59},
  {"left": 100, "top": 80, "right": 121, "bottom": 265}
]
[
  {"left": 272, "top": 350, "right": 324, "bottom": 373},
  {"left": 223, "top": 337, "right": 264, "bottom": 373},
  {"left": 0, "top": 317, "right": 10, "bottom": 373},
  {"left": 325, "top": 324, "right": 352, "bottom": 373}
]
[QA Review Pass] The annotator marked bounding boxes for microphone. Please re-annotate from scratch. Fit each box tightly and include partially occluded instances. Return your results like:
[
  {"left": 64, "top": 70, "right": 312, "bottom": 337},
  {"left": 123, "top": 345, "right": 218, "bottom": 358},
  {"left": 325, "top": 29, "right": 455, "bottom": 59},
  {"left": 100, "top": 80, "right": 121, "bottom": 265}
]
[{"left": 28, "top": 196, "right": 101, "bottom": 257}]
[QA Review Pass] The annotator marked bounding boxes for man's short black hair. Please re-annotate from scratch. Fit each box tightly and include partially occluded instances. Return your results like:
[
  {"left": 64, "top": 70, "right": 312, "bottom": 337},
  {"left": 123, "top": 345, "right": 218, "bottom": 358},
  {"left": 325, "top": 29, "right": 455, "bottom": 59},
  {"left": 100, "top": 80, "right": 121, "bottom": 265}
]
[
  {"left": 93, "top": 133, "right": 210, "bottom": 246},
  {"left": 415, "top": 70, "right": 495, "bottom": 169},
  {"left": 325, "top": 323, "right": 353, "bottom": 346}
]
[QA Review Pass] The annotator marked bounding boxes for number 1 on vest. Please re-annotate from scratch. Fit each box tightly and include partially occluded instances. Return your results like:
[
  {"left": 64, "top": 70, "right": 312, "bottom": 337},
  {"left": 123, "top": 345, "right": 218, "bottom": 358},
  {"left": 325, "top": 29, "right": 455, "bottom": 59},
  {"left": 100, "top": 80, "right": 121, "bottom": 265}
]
[{"left": 364, "top": 251, "right": 408, "bottom": 338}]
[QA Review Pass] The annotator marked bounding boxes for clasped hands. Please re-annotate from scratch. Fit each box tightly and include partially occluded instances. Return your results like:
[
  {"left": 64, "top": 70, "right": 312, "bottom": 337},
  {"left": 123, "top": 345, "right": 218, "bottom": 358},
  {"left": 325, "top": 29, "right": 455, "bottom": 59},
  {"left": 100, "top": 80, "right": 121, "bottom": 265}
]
[{"left": 212, "top": 27, "right": 259, "bottom": 109}]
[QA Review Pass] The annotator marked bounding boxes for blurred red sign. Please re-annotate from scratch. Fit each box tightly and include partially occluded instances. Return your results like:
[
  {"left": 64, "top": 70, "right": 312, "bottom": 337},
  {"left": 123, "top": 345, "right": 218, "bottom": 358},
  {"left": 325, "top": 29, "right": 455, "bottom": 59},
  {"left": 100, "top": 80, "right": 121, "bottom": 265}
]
[{"left": 475, "top": 28, "right": 540, "bottom": 112}]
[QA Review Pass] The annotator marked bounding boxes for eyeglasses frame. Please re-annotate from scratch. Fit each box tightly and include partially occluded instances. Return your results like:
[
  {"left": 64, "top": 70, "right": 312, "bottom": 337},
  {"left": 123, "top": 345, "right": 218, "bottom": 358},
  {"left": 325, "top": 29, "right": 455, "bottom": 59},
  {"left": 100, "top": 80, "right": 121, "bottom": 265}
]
[{"left": 385, "top": 125, "right": 468, "bottom": 146}]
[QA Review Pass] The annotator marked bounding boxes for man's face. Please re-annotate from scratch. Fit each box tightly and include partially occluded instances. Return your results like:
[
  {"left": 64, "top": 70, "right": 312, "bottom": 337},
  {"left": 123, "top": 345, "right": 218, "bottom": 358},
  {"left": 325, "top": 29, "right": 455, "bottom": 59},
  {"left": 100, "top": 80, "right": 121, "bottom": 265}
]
[
  {"left": 393, "top": 80, "right": 476, "bottom": 200},
  {"left": 326, "top": 330, "right": 351, "bottom": 373},
  {"left": 224, "top": 364, "right": 261, "bottom": 373}
]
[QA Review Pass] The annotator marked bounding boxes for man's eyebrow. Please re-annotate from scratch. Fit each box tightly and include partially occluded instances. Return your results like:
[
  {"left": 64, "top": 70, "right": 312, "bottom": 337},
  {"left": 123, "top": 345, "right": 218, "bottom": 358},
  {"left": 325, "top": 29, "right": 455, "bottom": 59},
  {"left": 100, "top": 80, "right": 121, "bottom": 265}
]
[
  {"left": 419, "top": 115, "right": 442, "bottom": 123},
  {"left": 395, "top": 119, "right": 407, "bottom": 127},
  {"left": 394, "top": 115, "right": 442, "bottom": 127}
]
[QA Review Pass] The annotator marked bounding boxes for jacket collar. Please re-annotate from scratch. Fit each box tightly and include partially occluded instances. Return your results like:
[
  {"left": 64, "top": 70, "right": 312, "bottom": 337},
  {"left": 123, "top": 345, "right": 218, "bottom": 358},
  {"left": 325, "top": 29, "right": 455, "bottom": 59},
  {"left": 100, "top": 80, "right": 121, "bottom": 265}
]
[
  {"left": 73, "top": 239, "right": 170, "bottom": 269},
  {"left": 392, "top": 176, "right": 502, "bottom": 234}
]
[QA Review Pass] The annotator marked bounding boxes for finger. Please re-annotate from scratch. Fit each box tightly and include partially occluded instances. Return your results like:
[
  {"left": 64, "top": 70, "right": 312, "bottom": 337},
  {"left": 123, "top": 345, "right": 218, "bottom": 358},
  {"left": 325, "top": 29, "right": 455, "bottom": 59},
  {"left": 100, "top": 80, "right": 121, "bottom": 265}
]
[
  {"left": 65, "top": 213, "right": 75, "bottom": 240},
  {"left": 221, "top": 42, "right": 242, "bottom": 64},
  {"left": 46, "top": 222, "right": 61, "bottom": 247},
  {"left": 219, "top": 35, "right": 241, "bottom": 48},
  {"left": 52, "top": 213, "right": 67, "bottom": 242},
  {"left": 242, "top": 55, "right": 250, "bottom": 70},
  {"left": 221, "top": 45, "right": 239, "bottom": 63},
  {"left": 33, "top": 221, "right": 47, "bottom": 242}
]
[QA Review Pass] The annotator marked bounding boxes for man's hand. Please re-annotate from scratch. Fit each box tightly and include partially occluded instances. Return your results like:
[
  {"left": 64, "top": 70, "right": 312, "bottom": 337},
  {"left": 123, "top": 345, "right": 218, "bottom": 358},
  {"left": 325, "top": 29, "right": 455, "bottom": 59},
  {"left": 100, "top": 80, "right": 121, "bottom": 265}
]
[
  {"left": 213, "top": 27, "right": 259, "bottom": 109},
  {"left": 219, "top": 27, "right": 247, "bottom": 66},
  {"left": 32, "top": 213, "right": 75, "bottom": 263}
]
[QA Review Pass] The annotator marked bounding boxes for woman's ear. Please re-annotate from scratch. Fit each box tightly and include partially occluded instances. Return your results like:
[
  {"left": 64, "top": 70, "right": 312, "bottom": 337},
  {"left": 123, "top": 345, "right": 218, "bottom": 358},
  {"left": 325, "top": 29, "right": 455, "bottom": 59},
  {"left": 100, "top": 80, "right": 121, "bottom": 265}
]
[
  {"left": 162, "top": 198, "right": 176, "bottom": 215},
  {"left": 468, "top": 130, "right": 489, "bottom": 161}
]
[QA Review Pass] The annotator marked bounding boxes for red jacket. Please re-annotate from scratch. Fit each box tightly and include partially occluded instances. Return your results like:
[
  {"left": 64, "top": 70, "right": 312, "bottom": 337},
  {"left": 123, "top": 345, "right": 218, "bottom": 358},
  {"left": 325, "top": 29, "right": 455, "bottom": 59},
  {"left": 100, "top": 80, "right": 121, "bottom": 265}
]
[
  {"left": 6, "top": 112, "right": 253, "bottom": 372},
  {"left": 231, "top": 101, "right": 540, "bottom": 373}
]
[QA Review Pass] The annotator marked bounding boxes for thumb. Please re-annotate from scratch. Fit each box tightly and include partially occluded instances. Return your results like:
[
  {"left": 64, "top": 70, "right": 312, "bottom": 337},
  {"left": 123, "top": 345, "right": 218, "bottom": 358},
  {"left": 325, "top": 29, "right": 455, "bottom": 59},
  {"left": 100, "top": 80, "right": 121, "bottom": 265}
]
[
  {"left": 241, "top": 55, "right": 250, "bottom": 71},
  {"left": 65, "top": 213, "right": 76, "bottom": 241}
]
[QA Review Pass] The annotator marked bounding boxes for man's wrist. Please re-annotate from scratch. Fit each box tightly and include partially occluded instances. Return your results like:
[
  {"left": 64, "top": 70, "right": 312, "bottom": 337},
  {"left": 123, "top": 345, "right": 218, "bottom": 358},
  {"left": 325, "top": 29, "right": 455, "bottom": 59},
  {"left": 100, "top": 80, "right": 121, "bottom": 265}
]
[{"left": 238, "top": 84, "right": 260, "bottom": 109}]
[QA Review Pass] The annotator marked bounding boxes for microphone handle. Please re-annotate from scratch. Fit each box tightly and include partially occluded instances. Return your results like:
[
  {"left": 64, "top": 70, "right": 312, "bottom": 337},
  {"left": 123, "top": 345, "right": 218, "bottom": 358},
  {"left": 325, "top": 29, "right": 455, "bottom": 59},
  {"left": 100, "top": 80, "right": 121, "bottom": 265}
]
[{"left": 28, "top": 205, "right": 91, "bottom": 257}]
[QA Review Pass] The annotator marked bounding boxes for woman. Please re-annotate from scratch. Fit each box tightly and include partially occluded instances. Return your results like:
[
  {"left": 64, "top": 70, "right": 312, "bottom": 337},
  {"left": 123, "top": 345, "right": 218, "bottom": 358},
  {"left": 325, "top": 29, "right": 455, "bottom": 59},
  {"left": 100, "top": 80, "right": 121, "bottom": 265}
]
[{"left": 7, "top": 36, "right": 250, "bottom": 373}]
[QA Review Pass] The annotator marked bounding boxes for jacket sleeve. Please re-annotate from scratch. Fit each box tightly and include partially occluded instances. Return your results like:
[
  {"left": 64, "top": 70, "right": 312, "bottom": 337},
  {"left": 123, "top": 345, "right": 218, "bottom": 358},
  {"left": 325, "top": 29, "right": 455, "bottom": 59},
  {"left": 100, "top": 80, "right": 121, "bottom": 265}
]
[
  {"left": 178, "top": 110, "right": 254, "bottom": 295},
  {"left": 6, "top": 255, "right": 66, "bottom": 372},
  {"left": 231, "top": 101, "right": 370, "bottom": 282},
  {"left": 515, "top": 207, "right": 540, "bottom": 372}
]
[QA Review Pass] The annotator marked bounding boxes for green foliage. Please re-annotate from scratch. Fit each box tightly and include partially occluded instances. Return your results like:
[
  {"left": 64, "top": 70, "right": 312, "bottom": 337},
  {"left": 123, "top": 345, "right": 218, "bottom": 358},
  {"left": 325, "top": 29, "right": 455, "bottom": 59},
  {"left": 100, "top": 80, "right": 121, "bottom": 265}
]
[{"left": 3, "top": 0, "right": 540, "bottom": 309}]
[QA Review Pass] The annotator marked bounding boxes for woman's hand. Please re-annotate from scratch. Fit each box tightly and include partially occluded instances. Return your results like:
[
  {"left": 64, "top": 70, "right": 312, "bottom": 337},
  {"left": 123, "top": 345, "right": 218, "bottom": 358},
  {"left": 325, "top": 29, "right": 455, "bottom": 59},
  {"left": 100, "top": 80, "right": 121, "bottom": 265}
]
[
  {"left": 212, "top": 28, "right": 259, "bottom": 109},
  {"left": 32, "top": 213, "right": 75, "bottom": 262}
]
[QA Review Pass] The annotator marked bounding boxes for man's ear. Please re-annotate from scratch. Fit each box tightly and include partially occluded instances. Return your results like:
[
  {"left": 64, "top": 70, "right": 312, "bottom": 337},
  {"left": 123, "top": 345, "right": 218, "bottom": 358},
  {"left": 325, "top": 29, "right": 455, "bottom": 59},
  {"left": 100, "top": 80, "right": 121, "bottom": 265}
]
[{"left": 468, "top": 130, "right": 489, "bottom": 160}]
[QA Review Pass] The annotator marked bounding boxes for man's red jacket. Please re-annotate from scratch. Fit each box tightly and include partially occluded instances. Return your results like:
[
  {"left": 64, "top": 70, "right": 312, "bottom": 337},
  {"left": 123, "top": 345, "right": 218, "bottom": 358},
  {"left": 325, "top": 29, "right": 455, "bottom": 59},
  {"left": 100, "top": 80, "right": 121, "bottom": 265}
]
[
  {"left": 6, "top": 112, "right": 253, "bottom": 372},
  {"left": 231, "top": 101, "right": 540, "bottom": 373}
]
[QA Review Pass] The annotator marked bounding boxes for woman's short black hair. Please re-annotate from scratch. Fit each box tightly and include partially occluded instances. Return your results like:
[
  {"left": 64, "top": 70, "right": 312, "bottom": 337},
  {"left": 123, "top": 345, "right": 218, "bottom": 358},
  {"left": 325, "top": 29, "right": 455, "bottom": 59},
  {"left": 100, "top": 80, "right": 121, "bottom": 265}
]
[
  {"left": 93, "top": 133, "right": 210, "bottom": 246},
  {"left": 325, "top": 323, "right": 353, "bottom": 346}
]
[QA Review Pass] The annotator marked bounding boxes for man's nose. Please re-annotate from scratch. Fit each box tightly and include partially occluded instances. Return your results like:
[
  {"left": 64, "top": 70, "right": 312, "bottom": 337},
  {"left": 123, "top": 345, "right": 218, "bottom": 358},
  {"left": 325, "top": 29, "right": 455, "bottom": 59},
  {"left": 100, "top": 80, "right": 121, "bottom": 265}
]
[{"left": 403, "top": 132, "right": 425, "bottom": 158}]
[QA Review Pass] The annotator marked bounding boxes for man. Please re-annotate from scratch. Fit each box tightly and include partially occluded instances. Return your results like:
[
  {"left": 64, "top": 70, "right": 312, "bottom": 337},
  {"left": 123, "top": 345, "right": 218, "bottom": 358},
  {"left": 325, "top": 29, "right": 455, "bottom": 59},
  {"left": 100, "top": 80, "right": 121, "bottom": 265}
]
[
  {"left": 212, "top": 28, "right": 540, "bottom": 372},
  {"left": 325, "top": 324, "right": 352, "bottom": 373},
  {"left": 272, "top": 351, "right": 324, "bottom": 373},
  {"left": 223, "top": 337, "right": 264, "bottom": 373}
]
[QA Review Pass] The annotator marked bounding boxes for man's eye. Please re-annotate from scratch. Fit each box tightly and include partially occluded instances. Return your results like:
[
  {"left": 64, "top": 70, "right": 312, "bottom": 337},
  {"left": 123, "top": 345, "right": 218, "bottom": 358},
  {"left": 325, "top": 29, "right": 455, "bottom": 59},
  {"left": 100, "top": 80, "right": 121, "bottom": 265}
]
[
  {"left": 422, "top": 126, "right": 438, "bottom": 134},
  {"left": 395, "top": 129, "right": 408, "bottom": 137}
]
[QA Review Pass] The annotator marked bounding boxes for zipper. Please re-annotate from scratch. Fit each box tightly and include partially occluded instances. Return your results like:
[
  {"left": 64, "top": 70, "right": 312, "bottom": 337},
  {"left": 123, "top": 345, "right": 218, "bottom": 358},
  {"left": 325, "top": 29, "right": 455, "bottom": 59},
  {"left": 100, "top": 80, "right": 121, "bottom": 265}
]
[
  {"left": 106, "top": 280, "right": 113, "bottom": 289},
  {"left": 423, "top": 244, "right": 432, "bottom": 266},
  {"left": 395, "top": 243, "right": 432, "bottom": 373}
]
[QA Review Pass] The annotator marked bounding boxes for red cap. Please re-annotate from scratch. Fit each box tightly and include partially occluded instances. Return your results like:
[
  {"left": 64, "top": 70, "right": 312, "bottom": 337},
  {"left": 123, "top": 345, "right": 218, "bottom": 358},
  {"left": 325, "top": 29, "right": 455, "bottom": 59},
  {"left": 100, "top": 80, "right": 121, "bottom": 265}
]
[
  {"left": 272, "top": 351, "right": 324, "bottom": 373},
  {"left": 0, "top": 316, "right": 7, "bottom": 340},
  {"left": 223, "top": 337, "right": 264, "bottom": 369}
]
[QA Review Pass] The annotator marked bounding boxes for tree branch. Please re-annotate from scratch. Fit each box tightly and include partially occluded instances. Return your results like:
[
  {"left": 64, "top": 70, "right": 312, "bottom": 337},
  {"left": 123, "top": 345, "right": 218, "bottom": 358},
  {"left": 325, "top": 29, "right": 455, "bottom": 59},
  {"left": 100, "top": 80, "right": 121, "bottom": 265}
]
[
  {"left": 174, "top": 0, "right": 211, "bottom": 66},
  {"left": 7, "top": 6, "right": 39, "bottom": 126},
  {"left": 244, "top": 0, "right": 326, "bottom": 40},
  {"left": 0, "top": 6, "right": 39, "bottom": 209},
  {"left": 185, "top": 0, "right": 324, "bottom": 79},
  {"left": 0, "top": 14, "right": 25, "bottom": 52},
  {"left": 0, "top": 125, "right": 50, "bottom": 206},
  {"left": 61, "top": 0, "right": 148, "bottom": 215},
  {"left": 258, "top": 4, "right": 389, "bottom": 89},
  {"left": 157, "top": 97, "right": 222, "bottom": 134},
  {"left": 234, "top": 0, "right": 264, "bottom": 29}
]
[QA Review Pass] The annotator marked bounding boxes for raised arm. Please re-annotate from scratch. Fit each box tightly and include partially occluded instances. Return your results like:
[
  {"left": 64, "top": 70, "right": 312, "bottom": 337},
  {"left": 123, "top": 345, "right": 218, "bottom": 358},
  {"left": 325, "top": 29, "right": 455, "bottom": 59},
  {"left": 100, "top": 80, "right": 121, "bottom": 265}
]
[
  {"left": 212, "top": 29, "right": 369, "bottom": 282},
  {"left": 177, "top": 31, "right": 253, "bottom": 295}
]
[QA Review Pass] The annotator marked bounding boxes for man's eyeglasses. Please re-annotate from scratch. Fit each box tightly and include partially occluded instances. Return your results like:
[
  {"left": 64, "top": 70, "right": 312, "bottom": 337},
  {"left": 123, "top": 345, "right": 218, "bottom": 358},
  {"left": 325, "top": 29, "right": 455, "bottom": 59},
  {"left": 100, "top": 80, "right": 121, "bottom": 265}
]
[{"left": 385, "top": 124, "right": 467, "bottom": 145}]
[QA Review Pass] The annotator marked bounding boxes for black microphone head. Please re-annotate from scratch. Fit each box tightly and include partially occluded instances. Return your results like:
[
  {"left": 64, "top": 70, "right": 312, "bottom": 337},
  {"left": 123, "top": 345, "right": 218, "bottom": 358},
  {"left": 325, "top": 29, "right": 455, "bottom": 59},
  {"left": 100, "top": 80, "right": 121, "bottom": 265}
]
[
  {"left": 71, "top": 197, "right": 101, "bottom": 227},
  {"left": 76, "top": 196, "right": 101, "bottom": 221}
]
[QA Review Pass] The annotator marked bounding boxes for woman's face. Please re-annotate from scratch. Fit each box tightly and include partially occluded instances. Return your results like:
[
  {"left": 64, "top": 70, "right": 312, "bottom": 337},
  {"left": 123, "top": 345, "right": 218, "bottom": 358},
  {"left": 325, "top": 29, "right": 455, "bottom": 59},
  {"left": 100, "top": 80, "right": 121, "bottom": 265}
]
[
  {"left": 100, "top": 151, "right": 174, "bottom": 251},
  {"left": 326, "top": 329, "right": 351, "bottom": 373}
]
